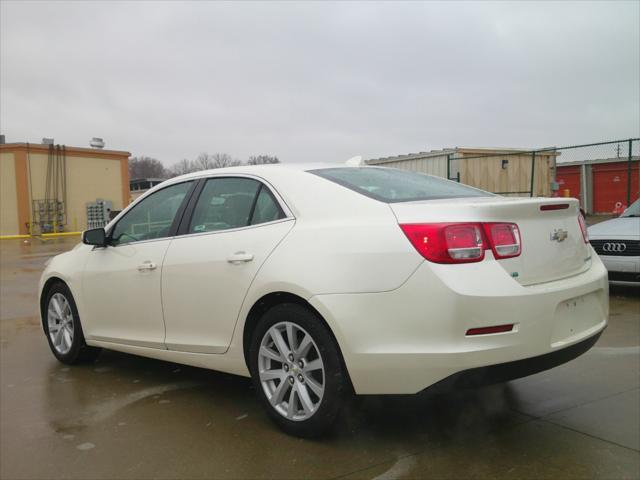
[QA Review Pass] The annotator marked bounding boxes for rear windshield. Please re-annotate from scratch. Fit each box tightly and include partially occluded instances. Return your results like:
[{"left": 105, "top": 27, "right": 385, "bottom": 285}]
[{"left": 311, "top": 167, "right": 491, "bottom": 203}]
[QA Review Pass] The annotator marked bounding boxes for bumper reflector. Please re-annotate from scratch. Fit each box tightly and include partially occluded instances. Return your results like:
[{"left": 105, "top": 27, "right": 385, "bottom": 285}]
[{"left": 466, "top": 324, "right": 514, "bottom": 336}]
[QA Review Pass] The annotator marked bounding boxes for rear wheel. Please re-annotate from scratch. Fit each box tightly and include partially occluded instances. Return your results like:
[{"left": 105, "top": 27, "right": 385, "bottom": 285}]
[
  {"left": 249, "top": 303, "right": 347, "bottom": 437},
  {"left": 43, "top": 282, "right": 101, "bottom": 364}
]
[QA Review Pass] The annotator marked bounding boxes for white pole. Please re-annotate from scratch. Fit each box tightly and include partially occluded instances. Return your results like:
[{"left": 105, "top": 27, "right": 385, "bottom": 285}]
[{"left": 581, "top": 163, "right": 589, "bottom": 213}]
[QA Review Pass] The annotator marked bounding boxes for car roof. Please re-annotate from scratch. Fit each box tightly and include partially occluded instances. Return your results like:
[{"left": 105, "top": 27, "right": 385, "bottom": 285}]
[
  {"left": 164, "top": 162, "right": 350, "bottom": 182},
  {"left": 154, "top": 163, "right": 384, "bottom": 193},
  {"left": 125, "top": 163, "right": 390, "bottom": 224}
]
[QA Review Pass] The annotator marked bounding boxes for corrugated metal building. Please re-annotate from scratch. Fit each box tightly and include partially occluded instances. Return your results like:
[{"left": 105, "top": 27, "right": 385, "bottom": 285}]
[
  {"left": 366, "top": 148, "right": 454, "bottom": 178},
  {"left": 366, "top": 147, "right": 557, "bottom": 197},
  {"left": 0, "top": 141, "right": 130, "bottom": 236},
  {"left": 556, "top": 157, "right": 639, "bottom": 214}
]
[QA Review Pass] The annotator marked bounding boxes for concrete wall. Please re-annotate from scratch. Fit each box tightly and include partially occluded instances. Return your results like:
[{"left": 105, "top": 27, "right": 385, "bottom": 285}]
[
  {"left": 0, "top": 144, "right": 130, "bottom": 236},
  {"left": 0, "top": 152, "right": 19, "bottom": 236},
  {"left": 27, "top": 152, "right": 125, "bottom": 232}
]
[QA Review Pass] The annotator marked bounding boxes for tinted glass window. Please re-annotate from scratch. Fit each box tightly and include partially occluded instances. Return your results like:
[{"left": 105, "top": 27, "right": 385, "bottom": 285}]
[
  {"left": 250, "top": 187, "right": 285, "bottom": 225},
  {"left": 111, "top": 181, "right": 192, "bottom": 245},
  {"left": 311, "top": 167, "right": 491, "bottom": 203},
  {"left": 622, "top": 199, "right": 639, "bottom": 217},
  {"left": 189, "top": 178, "right": 261, "bottom": 233}
]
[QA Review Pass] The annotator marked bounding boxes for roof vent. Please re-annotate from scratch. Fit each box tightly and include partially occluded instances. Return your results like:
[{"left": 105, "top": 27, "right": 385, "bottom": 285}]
[
  {"left": 90, "top": 137, "right": 105, "bottom": 149},
  {"left": 42, "top": 138, "right": 54, "bottom": 145}
]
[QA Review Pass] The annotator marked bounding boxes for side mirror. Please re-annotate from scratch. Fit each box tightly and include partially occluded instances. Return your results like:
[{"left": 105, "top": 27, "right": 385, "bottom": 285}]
[{"left": 82, "top": 228, "right": 107, "bottom": 247}]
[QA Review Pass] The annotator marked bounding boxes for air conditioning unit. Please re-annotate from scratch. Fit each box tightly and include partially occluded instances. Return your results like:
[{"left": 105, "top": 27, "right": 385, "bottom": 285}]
[
  {"left": 42, "top": 138, "right": 54, "bottom": 145},
  {"left": 90, "top": 137, "right": 105, "bottom": 149}
]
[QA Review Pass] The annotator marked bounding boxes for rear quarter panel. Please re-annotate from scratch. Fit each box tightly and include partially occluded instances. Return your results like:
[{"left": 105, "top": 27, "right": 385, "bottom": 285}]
[
  {"left": 225, "top": 169, "right": 424, "bottom": 365},
  {"left": 246, "top": 169, "right": 424, "bottom": 296}
]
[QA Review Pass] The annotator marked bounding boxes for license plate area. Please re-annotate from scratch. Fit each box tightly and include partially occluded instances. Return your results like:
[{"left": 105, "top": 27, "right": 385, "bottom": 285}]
[{"left": 551, "top": 292, "right": 605, "bottom": 347}]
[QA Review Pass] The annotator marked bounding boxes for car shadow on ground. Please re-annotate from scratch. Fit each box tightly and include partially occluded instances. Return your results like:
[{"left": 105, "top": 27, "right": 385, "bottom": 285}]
[{"left": 43, "top": 345, "right": 525, "bottom": 446}]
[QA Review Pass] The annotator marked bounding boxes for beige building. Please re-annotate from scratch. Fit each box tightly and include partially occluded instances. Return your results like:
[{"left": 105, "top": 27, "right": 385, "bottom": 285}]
[
  {"left": 367, "top": 147, "right": 558, "bottom": 197},
  {"left": 1, "top": 142, "right": 130, "bottom": 236}
]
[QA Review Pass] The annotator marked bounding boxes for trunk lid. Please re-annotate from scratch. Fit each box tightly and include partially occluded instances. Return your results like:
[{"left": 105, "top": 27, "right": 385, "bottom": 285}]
[{"left": 390, "top": 197, "right": 591, "bottom": 286}]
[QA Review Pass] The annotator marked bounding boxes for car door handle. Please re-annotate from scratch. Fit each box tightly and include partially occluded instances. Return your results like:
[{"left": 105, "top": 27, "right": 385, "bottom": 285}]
[
  {"left": 137, "top": 261, "right": 158, "bottom": 271},
  {"left": 227, "top": 252, "right": 254, "bottom": 264}
]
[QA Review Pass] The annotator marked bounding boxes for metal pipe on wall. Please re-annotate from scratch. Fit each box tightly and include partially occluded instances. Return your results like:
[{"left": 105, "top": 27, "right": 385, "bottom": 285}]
[{"left": 627, "top": 140, "right": 633, "bottom": 207}]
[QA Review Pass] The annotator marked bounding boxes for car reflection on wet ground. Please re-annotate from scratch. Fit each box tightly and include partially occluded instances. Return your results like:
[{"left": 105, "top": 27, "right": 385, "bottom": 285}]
[{"left": 1, "top": 236, "right": 638, "bottom": 479}]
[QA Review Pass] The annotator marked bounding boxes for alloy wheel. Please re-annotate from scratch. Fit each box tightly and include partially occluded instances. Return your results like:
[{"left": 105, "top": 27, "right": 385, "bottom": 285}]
[
  {"left": 258, "top": 321, "right": 325, "bottom": 421},
  {"left": 47, "top": 293, "right": 74, "bottom": 355}
]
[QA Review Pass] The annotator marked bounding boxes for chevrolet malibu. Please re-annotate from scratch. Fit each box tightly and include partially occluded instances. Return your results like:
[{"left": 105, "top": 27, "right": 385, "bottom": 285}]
[{"left": 39, "top": 165, "right": 608, "bottom": 436}]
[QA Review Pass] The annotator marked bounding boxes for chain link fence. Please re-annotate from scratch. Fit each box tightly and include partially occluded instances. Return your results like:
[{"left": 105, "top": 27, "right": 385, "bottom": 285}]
[{"left": 446, "top": 138, "right": 639, "bottom": 213}]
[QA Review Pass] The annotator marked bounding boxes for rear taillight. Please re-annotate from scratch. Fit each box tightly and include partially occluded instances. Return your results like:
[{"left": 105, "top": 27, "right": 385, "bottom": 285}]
[
  {"left": 400, "top": 222, "right": 521, "bottom": 264},
  {"left": 400, "top": 223, "right": 486, "bottom": 264},
  {"left": 483, "top": 223, "right": 521, "bottom": 259},
  {"left": 577, "top": 212, "right": 589, "bottom": 243},
  {"left": 444, "top": 224, "right": 486, "bottom": 261}
]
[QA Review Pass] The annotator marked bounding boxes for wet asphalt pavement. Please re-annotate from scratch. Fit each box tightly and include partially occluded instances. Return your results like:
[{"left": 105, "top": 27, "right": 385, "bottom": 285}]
[{"left": 0, "top": 236, "right": 638, "bottom": 479}]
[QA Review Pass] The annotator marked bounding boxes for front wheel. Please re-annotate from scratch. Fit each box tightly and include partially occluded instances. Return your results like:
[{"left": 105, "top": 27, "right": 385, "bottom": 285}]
[
  {"left": 249, "top": 303, "right": 347, "bottom": 437},
  {"left": 43, "top": 282, "right": 101, "bottom": 364}
]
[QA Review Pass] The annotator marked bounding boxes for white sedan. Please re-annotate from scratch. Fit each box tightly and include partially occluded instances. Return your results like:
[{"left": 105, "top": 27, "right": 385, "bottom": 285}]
[
  {"left": 39, "top": 165, "right": 608, "bottom": 437},
  {"left": 588, "top": 199, "right": 640, "bottom": 285}
]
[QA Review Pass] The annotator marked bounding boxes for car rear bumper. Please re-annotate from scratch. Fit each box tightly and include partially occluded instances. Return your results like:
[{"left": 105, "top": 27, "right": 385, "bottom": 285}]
[
  {"left": 310, "top": 255, "right": 608, "bottom": 394},
  {"left": 424, "top": 329, "right": 603, "bottom": 394}
]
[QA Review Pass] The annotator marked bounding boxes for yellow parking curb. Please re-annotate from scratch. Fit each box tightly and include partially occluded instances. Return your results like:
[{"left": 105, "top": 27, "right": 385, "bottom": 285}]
[
  {"left": 0, "top": 234, "right": 31, "bottom": 240},
  {"left": 0, "top": 232, "right": 82, "bottom": 240},
  {"left": 40, "top": 232, "right": 82, "bottom": 238}
]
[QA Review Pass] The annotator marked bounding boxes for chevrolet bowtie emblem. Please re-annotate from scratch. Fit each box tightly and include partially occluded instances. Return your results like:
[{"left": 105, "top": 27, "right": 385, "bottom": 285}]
[{"left": 550, "top": 229, "right": 569, "bottom": 242}]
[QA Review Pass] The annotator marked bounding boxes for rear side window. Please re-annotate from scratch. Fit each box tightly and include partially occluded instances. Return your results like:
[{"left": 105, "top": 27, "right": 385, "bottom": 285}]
[
  {"left": 311, "top": 167, "right": 491, "bottom": 203},
  {"left": 250, "top": 187, "right": 285, "bottom": 225},
  {"left": 188, "top": 177, "right": 285, "bottom": 233}
]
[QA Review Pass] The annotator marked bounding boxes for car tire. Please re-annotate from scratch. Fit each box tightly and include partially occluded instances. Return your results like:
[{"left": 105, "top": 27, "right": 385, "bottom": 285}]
[
  {"left": 249, "top": 303, "right": 347, "bottom": 438},
  {"left": 42, "top": 281, "right": 101, "bottom": 365}
]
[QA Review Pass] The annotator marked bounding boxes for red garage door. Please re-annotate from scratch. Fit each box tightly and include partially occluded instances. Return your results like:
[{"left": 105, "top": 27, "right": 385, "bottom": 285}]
[
  {"left": 592, "top": 162, "right": 639, "bottom": 214},
  {"left": 556, "top": 165, "right": 581, "bottom": 204}
]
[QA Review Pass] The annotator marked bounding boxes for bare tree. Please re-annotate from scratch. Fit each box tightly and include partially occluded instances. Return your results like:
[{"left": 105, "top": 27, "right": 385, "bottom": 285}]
[
  {"left": 128, "top": 156, "right": 167, "bottom": 179},
  {"left": 168, "top": 158, "right": 196, "bottom": 177},
  {"left": 166, "top": 152, "right": 242, "bottom": 178},
  {"left": 247, "top": 155, "right": 280, "bottom": 165},
  {"left": 193, "top": 152, "right": 215, "bottom": 170},
  {"left": 211, "top": 152, "right": 242, "bottom": 169},
  {"left": 190, "top": 152, "right": 241, "bottom": 170}
]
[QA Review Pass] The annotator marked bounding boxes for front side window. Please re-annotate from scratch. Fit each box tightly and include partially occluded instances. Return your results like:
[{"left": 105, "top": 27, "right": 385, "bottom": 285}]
[
  {"left": 110, "top": 181, "right": 192, "bottom": 245},
  {"left": 188, "top": 178, "right": 285, "bottom": 233},
  {"left": 311, "top": 167, "right": 491, "bottom": 203}
]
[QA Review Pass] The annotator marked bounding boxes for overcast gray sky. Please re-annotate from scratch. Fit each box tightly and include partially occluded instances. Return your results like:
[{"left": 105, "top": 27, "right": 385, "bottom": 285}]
[{"left": 1, "top": 1, "right": 638, "bottom": 165}]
